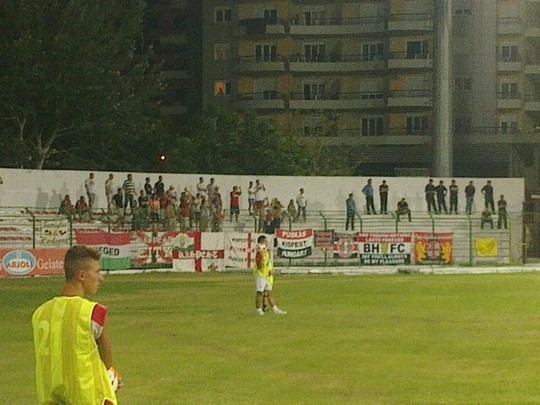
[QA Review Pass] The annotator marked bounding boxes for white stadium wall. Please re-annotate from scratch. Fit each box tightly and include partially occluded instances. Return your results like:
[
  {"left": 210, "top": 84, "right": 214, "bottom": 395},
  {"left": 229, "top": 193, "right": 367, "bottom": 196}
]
[{"left": 0, "top": 168, "right": 525, "bottom": 213}]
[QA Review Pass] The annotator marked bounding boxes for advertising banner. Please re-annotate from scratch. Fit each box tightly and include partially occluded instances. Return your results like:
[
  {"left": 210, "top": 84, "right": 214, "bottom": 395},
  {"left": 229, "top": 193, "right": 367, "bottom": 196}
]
[
  {"left": 41, "top": 220, "right": 70, "bottom": 245},
  {"left": 475, "top": 238, "right": 498, "bottom": 257},
  {"left": 172, "top": 232, "right": 225, "bottom": 272},
  {"left": 333, "top": 232, "right": 358, "bottom": 259},
  {"left": 275, "top": 229, "right": 313, "bottom": 259},
  {"left": 414, "top": 232, "right": 453, "bottom": 265},
  {"left": 358, "top": 233, "right": 412, "bottom": 265},
  {"left": 0, "top": 248, "right": 67, "bottom": 277},
  {"left": 75, "top": 231, "right": 131, "bottom": 270}
]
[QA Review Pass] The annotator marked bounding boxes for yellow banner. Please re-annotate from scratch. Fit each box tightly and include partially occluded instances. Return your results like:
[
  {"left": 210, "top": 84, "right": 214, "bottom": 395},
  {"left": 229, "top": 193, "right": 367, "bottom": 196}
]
[{"left": 475, "top": 238, "right": 498, "bottom": 257}]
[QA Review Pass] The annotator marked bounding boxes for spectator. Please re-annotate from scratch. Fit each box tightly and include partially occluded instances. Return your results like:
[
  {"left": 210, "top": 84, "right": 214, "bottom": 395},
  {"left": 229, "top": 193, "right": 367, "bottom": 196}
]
[
  {"left": 84, "top": 172, "right": 96, "bottom": 217},
  {"left": 207, "top": 178, "right": 217, "bottom": 200},
  {"left": 481, "top": 180, "right": 495, "bottom": 212},
  {"left": 229, "top": 186, "right": 242, "bottom": 222},
  {"left": 200, "top": 196, "right": 210, "bottom": 232},
  {"left": 179, "top": 190, "right": 192, "bottom": 231},
  {"left": 345, "top": 193, "right": 356, "bottom": 230},
  {"left": 362, "top": 178, "right": 376, "bottom": 215},
  {"left": 435, "top": 180, "right": 448, "bottom": 214},
  {"left": 138, "top": 190, "right": 150, "bottom": 209},
  {"left": 191, "top": 193, "right": 202, "bottom": 230},
  {"left": 247, "top": 181, "right": 256, "bottom": 215},
  {"left": 396, "top": 198, "right": 411, "bottom": 222},
  {"left": 425, "top": 179, "right": 437, "bottom": 213},
  {"left": 112, "top": 188, "right": 124, "bottom": 226},
  {"left": 211, "top": 186, "right": 223, "bottom": 231},
  {"left": 144, "top": 177, "right": 153, "bottom": 196},
  {"left": 497, "top": 194, "right": 508, "bottom": 229},
  {"left": 286, "top": 199, "right": 297, "bottom": 221},
  {"left": 296, "top": 188, "right": 307, "bottom": 222},
  {"left": 254, "top": 180, "right": 266, "bottom": 211},
  {"left": 122, "top": 174, "right": 136, "bottom": 214},
  {"left": 74, "top": 196, "right": 88, "bottom": 220},
  {"left": 465, "top": 180, "right": 475, "bottom": 215},
  {"left": 270, "top": 198, "right": 285, "bottom": 231},
  {"left": 449, "top": 179, "right": 459, "bottom": 214},
  {"left": 154, "top": 175, "right": 165, "bottom": 198},
  {"left": 149, "top": 194, "right": 160, "bottom": 225},
  {"left": 196, "top": 177, "right": 207, "bottom": 198},
  {"left": 379, "top": 180, "right": 389, "bottom": 214},
  {"left": 104, "top": 173, "right": 114, "bottom": 213},
  {"left": 59, "top": 194, "right": 74, "bottom": 216},
  {"left": 480, "top": 208, "right": 493, "bottom": 229}
]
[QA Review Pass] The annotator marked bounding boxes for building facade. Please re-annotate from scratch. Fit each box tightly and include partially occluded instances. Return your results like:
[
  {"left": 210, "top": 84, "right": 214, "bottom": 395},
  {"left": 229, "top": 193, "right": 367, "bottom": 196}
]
[{"left": 201, "top": 0, "right": 540, "bottom": 189}]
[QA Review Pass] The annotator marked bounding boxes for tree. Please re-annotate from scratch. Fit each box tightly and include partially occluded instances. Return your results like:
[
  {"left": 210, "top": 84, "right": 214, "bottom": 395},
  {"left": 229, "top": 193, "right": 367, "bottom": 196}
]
[{"left": 0, "top": 0, "right": 165, "bottom": 169}]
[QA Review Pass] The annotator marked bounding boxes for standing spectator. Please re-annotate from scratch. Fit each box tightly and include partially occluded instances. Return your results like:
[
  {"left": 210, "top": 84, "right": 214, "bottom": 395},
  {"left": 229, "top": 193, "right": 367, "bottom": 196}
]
[
  {"left": 144, "top": 177, "right": 153, "bottom": 196},
  {"left": 449, "top": 179, "right": 459, "bottom": 214},
  {"left": 112, "top": 188, "right": 124, "bottom": 215},
  {"left": 191, "top": 193, "right": 202, "bottom": 230},
  {"left": 287, "top": 199, "right": 297, "bottom": 221},
  {"left": 296, "top": 188, "right": 307, "bottom": 222},
  {"left": 207, "top": 178, "right": 217, "bottom": 200},
  {"left": 149, "top": 194, "right": 160, "bottom": 225},
  {"left": 247, "top": 181, "right": 256, "bottom": 214},
  {"left": 31, "top": 246, "right": 120, "bottom": 405},
  {"left": 200, "top": 196, "right": 210, "bottom": 232},
  {"left": 74, "top": 196, "right": 88, "bottom": 220},
  {"left": 345, "top": 193, "right": 356, "bottom": 230},
  {"left": 465, "top": 180, "right": 475, "bottom": 215},
  {"left": 497, "top": 194, "right": 508, "bottom": 229},
  {"left": 196, "top": 177, "right": 207, "bottom": 198},
  {"left": 122, "top": 174, "right": 136, "bottom": 214},
  {"left": 211, "top": 186, "right": 223, "bottom": 231},
  {"left": 481, "top": 207, "right": 494, "bottom": 229},
  {"left": 254, "top": 180, "right": 266, "bottom": 211},
  {"left": 396, "top": 198, "right": 411, "bottom": 222},
  {"left": 481, "top": 180, "right": 495, "bottom": 212},
  {"left": 138, "top": 190, "right": 150, "bottom": 209},
  {"left": 59, "top": 194, "right": 74, "bottom": 216},
  {"left": 230, "top": 186, "right": 242, "bottom": 222},
  {"left": 179, "top": 189, "right": 192, "bottom": 231},
  {"left": 104, "top": 173, "right": 114, "bottom": 213},
  {"left": 435, "top": 180, "right": 448, "bottom": 214},
  {"left": 362, "top": 178, "right": 376, "bottom": 214},
  {"left": 154, "top": 175, "right": 165, "bottom": 198},
  {"left": 425, "top": 179, "right": 437, "bottom": 213},
  {"left": 379, "top": 180, "right": 389, "bottom": 214},
  {"left": 84, "top": 173, "right": 96, "bottom": 217}
]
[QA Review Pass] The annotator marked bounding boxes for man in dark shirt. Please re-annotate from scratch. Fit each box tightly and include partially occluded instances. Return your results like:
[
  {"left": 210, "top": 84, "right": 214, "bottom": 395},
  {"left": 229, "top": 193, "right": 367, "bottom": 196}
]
[
  {"left": 449, "top": 179, "right": 459, "bottom": 214},
  {"left": 424, "top": 179, "right": 437, "bottom": 213},
  {"left": 481, "top": 180, "right": 495, "bottom": 212},
  {"left": 465, "top": 180, "right": 475, "bottom": 215},
  {"left": 435, "top": 180, "right": 448, "bottom": 214},
  {"left": 497, "top": 194, "right": 508, "bottom": 229},
  {"left": 154, "top": 175, "right": 165, "bottom": 197}
]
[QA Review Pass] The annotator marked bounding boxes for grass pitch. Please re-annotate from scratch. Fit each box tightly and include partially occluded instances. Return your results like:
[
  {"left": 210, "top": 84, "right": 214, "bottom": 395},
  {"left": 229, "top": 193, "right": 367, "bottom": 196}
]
[{"left": 2, "top": 271, "right": 540, "bottom": 404}]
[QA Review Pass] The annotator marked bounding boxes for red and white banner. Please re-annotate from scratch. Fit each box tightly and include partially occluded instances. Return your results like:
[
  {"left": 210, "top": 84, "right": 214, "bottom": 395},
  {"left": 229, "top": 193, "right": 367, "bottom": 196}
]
[
  {"left": 275, "top": 229, "right": 313, "bottom": 259},
  {"left": 414, "top": 232, "right": 453, "bottom": 265},
  {"left": 172, "top": 232, "right": 225, "bottom": 272},
  {"left": 136, "top": 231, "right": 184, "bottom": 265},
  {"left": 333, "top": 232, "right": 358, "bottom": 259},
  {"left": 75, "top": 231, "right": 131, "bottom": 270},
  {"left": 358, "top": 233, "right": 412, "bottom": 265},
  {"left": 0, "top": 248, "right": 67, "bottom": 277}
]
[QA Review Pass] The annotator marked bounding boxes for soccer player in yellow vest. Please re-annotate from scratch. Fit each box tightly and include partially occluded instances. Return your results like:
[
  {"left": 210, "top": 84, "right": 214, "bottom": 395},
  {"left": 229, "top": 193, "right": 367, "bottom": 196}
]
[
  {"left": 254, "top": 235, "right": 287, "bottom": 315},
  {"left": 32, "top": 245, "right": 120, "bottom": 405}
]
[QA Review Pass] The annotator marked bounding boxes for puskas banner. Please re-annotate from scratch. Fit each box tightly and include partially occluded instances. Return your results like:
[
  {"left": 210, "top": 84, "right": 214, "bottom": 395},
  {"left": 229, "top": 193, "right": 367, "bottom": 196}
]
[
  {"left": 333, "top": 232, "right": 358, "bottom": 259},
  {"left": 275, "top": 229, "right": 313, "bottom": 259},
  {"left": 358, "top": 233, "right": 412, "bottom": 265},
  {"left": 414, "top": 232, "right": 453, "bottom": 265}
]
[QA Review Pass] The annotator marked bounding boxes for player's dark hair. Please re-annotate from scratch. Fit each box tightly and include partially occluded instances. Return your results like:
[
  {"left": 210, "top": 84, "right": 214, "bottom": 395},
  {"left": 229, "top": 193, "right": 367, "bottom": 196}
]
[
  {"left": 257, "top": 235, "right": 266, "bottom": 244},
  {"left": 64, "top": 245, "right": 101, "bottom": 281}
]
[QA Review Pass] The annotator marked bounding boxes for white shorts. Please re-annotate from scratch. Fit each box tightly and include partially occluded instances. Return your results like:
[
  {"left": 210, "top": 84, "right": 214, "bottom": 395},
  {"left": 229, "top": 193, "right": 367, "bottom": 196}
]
[{"left": 255, "top": 275, "right": 273, "bottom": 293}]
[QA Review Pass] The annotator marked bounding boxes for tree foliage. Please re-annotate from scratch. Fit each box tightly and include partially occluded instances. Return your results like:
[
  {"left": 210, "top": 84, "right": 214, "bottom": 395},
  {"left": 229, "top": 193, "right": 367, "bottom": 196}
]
[{"left": 0, "top": 0, "right": 165, "bottom": 170}]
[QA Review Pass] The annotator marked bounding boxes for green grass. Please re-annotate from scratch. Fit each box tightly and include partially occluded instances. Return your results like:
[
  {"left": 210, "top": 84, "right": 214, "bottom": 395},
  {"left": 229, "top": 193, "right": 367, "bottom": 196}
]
[{"left": 2, "top": 272, "right": 540, "bottom": 404}]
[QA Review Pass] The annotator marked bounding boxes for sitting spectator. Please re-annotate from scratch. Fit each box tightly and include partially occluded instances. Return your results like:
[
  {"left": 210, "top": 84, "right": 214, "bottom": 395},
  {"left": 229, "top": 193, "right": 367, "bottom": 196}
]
[
  {"left": 480, "top": 208, "right": 493, "bottom": 229},
  {"left": 396, "top": 198, "right": 411, "bottom": 222},
  {"left": 58, "top": 194, "right": 74, "bottom": 216},
  {"left": 74, "top": 196, "right": 88, "bottom": 220}
]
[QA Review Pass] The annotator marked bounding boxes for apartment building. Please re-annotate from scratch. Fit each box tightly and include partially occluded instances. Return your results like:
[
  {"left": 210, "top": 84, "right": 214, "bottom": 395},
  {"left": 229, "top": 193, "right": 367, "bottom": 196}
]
[
  {"left": 144, "top": 0, "right": 203, "bottom": 131},
  {"left": 202, "top": 0, "right": 540, "bottom": 187}
]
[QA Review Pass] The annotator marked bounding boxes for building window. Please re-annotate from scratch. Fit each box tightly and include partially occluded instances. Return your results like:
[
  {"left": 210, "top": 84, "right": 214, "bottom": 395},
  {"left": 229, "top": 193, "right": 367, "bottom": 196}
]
[
  {"left": 454, "top": 0, "right": 472, "bottom": 15},
  {"left": 500, "top": 82, "right": 518, "bottom": 98},
  {"left": 361, "top": 117, "right": 384, "bottom": 136},
  {"left": 304, "top": 83, "right": 325, "bottom": 100},
  {"left": 501, "top": 45, "right": 519, "bottom": 62},
  {"left": 214, "top": 80, "right": 232, "bottom": 96},
  {"left": 406, "top": 41, "right": 429, "bottom": 59},
  {"left": 255, "top": 44, "right": 277, "bottom": 62},
  {"left": 214, "top": 44, "right": 230, "bottom": 60},
  {"left": 362, "top": 43, "right": 384, "bottom": 61},
  {"left": 500, "top": 118, "right": 518, "bottom": 134},
  {"left": 215, "top": 7, "right": 231, "bottom": 23},
  {"left": 304, "top": 44, "right": 326, "bottom": 62},
  {"left": 304, "top": 9, "right": 326, "bottom": 26},
  {"left": 263, "top": 9, "right": 277, "bottom": 24},
  {"left": 406, "top": 116, "right": 428, "bottom": 135}
]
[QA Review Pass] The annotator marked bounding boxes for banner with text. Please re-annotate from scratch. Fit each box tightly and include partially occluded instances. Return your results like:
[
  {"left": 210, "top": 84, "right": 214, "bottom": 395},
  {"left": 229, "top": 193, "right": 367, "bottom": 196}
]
[
  {"left": 225, "top": 232, "right": 257, "bottom": 269},
  {"left": 172, "top": 232, "right": 224, "bottom": 272},
  {"left": 75, "top": 231, "right": 131, "bottom": 270},
  {"left": 358, "top": 233, "right": 412, "bottom": 265},
  {"left": 136, "top": 231, "right": 185, "bottom": 265},
  {"left": 0, "top": 248, "right": 67, "bottom": 276},
  {"left": 414, "top": 232, "right": 454, "bottom": 265},
  {"left": 275, "top": 229, "right": 313, "bottom": 259},
  {"left": 41, "top": 220, "right": 70, "bottom": 245}
]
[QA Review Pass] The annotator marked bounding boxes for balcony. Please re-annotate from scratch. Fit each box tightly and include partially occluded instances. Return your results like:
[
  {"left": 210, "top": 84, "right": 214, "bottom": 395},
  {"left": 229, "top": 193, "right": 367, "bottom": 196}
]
[
  {"left": 388, "top": 52, "right": 432, "bottom": 69},
  {"left": 387, "top": 13, "right": 433, "bottom": 32},
  {"left": 525, "top": 58, "right": 540, "bottom": 74},
  {"left": 496, "top": 92, "right": 523, "bottom": 109},
  {"left": 236, "top": 55, "right": 286, "bottom": 73},
  {"left": 237, "top": 18, "right": 286, "bottom": 35},
  {"left": 309, "top": 128, "right": 433, "bottom": 147},
  {"left": 288, "top": 92, "right": 386, "bottom": 110},
  {"left": 289, "top": 54, "right": 386, "bottom": 73},
  {"left": 497, "top": 55, "right": 523, "bottom": 72},
  {"left": 459, "top": 127, "right": 540, "bottom": 144},
  {"left": 524, "top": 95, "right": 540, "bottom": 111},
  {"left": 235, "top": 92, "right": 286, "bottom": 110},
  {"left": 525, "top": 19, "right": 540, "bottom": 37},
  {"left": 498, "top": 17, "right": 522, "bottom": 35},
  {"left": 289, "top": 16, "right": 386, "bottom": 36},
  {"left": 387, "top": 90, "right": 433, "bottom": 108}
]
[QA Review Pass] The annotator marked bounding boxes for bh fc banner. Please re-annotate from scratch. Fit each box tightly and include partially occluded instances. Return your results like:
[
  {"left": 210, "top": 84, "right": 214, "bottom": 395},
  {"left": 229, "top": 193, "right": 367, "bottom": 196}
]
[
  {"left": 75, "top": 231, "right": 131, "bottom": 270},
  {"left": 275, "top": 229, "right": 313, "bottom": 259},
  {"left": 358, "top": 233, "right": 412, "bottom": 265},
  {"left": 414, "top": 232, "right": 453, "bottom": 265}
]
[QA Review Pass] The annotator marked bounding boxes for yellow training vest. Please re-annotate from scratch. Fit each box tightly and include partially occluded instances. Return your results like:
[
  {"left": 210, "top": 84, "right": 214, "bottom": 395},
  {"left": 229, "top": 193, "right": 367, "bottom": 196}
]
[
  {"left": 32, "top": 296, "right": 117, "bottom": 405},
  {"left": 253, "top": 245, "right": 272, "bottom": 280}
]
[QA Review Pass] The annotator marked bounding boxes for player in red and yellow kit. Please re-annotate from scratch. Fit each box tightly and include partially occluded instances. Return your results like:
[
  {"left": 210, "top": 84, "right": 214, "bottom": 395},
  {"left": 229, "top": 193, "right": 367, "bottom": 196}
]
[{"left": 32, "top": 245, "right": 121, "bottom": 405}]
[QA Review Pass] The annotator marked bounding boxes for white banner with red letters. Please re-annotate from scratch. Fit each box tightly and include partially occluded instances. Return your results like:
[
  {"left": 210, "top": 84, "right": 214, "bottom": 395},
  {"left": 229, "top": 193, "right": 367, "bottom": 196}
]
[
  {"left": 275, "top": 229, "right": 313, "bottom": 259},
  {"left": 172, "top": 232, "right": 224, "bottom": 272}
]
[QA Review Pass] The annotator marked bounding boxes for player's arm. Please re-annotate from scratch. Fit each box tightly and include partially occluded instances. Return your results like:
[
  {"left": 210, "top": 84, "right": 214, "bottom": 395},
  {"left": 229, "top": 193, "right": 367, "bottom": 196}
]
[
  {"left": 255, "top": 250, "right": 263, "bottom": 268},
  {"left": 96, "top": 323, "right": 113, "bottom": 369}
]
